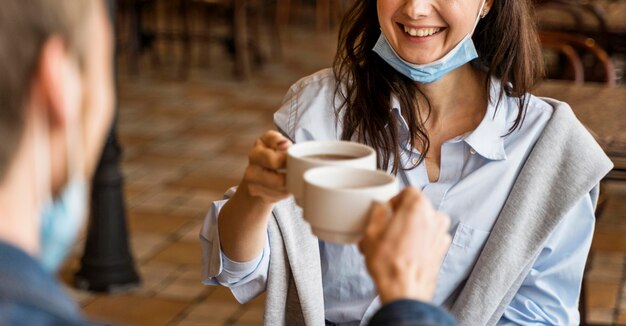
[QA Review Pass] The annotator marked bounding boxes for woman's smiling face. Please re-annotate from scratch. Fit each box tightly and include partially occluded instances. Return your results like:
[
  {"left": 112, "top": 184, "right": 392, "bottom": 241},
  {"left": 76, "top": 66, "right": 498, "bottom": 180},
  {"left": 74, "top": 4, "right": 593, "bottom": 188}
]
[{"left": 377, "top": 0, "right": 488, "bottom": 65}]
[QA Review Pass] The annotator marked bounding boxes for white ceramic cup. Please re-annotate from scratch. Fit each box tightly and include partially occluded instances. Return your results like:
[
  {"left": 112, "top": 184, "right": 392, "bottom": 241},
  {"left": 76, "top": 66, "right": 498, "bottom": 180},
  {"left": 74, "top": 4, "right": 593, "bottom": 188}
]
[
  {"left": 302, "top": 166, "right": 399, "bottom": 244},
  {"left": 286, "top": 141, "right": 376, "bottom": 206}
]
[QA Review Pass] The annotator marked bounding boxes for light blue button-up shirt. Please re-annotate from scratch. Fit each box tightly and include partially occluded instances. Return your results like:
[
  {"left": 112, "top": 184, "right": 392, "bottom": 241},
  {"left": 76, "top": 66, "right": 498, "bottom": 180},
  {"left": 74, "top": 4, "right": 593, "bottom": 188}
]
[{"left": 200, "top": 69, "right": 595, "bottom": 325}]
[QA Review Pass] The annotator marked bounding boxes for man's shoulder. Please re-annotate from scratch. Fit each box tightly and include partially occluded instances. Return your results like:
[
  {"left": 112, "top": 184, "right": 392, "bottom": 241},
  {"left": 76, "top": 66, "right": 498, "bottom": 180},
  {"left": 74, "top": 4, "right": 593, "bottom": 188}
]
[
  {"left": 0, "top": 242, "right": 91, "bottom": 325},
  {"left": 0, "top": 301, "right": 91, "bottom": 326}
]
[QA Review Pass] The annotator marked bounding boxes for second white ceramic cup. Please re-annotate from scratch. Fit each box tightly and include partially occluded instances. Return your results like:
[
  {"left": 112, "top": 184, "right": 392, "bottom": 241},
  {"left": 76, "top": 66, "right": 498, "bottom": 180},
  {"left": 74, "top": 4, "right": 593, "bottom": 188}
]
[
  {"left": 286, "top": 140, "right": 376, "bottom": 206},
  {"left": 302, "top": 166, "right": 399, "bottom": 244}
]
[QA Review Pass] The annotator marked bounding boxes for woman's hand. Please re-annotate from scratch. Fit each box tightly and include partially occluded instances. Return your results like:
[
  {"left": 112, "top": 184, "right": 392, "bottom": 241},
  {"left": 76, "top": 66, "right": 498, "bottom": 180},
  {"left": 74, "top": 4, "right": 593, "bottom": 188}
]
[
  {"left": 359, "top": 188, "right": 452, "bottom": 304},
  {"left": 217, "top": 130, "right": 292, "bottom": 262},
  {"left": 243, "top": 130, "right": 292, "bottom": 204}
]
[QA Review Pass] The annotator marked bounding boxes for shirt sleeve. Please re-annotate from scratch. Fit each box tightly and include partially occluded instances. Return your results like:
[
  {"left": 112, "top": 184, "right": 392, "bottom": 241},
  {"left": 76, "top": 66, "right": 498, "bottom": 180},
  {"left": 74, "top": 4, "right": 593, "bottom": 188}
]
[
  {"left": 497, "top": 192, "right": 596, "bottom": 325},
  {"left": 200, "top": 187, "right": 271, "bottom": 303}
]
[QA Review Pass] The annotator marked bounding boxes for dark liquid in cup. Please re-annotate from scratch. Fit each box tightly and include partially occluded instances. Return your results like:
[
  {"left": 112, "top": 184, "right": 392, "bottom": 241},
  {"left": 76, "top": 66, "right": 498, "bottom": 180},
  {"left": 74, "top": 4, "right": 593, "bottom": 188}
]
[{"left": 304, "top": 154, "right": 357, "bottom": 161}]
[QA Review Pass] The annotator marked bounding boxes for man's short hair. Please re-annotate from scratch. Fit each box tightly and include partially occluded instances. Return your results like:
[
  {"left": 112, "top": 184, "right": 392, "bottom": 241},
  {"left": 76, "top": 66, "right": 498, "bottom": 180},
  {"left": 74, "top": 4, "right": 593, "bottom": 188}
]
[{"left": 0, "top": 0, "right": 95, "bottom": 181}]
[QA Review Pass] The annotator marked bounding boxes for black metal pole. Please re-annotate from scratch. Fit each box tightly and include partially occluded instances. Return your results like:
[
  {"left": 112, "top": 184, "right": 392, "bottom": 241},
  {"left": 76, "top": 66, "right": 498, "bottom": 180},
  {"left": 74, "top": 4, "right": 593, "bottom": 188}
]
[{"left": 74, "top": 0, "right": 140, "bottom": 292}]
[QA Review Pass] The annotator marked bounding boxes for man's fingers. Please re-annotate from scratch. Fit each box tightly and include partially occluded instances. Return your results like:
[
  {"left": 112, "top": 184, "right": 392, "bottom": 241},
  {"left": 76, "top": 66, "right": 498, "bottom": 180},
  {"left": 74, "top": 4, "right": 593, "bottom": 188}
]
[
  {"left": 365, "top": 203, "right": 390, "bottom": 239},
  {"left": 389, "top": 187, "right": 432, "bottom": 215},
  {"left": 385, "top": 188, "right": 434, "bottom": 238},
  {"left": 359, "top": 203, "right": 390, "bottom": 254}
]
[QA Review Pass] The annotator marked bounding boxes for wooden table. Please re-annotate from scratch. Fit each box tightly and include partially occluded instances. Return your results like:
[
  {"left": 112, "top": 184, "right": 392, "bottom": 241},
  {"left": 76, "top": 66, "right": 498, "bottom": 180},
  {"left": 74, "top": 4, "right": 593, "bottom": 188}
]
[{"left": 534, "top": 80, "right": 626, "bottom": 180}]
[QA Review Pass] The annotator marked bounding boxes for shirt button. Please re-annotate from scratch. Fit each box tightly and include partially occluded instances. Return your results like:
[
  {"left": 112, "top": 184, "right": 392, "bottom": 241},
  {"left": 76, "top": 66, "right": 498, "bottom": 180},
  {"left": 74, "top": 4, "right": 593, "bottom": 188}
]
[
  {"left": 470, "top": 148, "right": 476, "bottom": 155},
  {"left": 412, "top": 157, "right": 419, "bottom": 165}
]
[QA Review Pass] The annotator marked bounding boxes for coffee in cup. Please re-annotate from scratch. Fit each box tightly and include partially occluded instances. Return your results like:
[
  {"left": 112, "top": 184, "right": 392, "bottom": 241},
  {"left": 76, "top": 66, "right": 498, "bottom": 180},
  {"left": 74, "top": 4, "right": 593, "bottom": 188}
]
[{"left": 286, "top": 140, "right": 377, "bottom": 206}]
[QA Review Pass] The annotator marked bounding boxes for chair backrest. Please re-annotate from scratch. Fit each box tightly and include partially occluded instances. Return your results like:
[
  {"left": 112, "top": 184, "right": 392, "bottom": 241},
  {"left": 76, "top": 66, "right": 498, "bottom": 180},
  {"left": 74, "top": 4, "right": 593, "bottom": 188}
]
[
  {"left": 540, "top": 36, "right": 585, "bottom": 84},
  {"left": 535, "top": 0, "right": 609, "bottom": 34},
  {"left": 539, "top": 30, "right": 616, "bottom": 86}
]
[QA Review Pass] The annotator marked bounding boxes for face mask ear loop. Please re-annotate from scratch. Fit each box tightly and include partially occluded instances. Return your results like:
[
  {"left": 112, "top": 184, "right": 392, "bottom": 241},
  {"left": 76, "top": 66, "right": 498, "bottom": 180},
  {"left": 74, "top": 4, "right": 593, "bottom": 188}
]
[
  {"left": 65, "top": 62, "right": 86, "bottom": 184},
  {"left": 471, "top": 0, "right": 488, "bottom": 36},
  {"left": 66, "top": 111, "right": 84, "bottom": 183},
  {"left": 34, "top": 109, "right": 53, "bottom": 211}
]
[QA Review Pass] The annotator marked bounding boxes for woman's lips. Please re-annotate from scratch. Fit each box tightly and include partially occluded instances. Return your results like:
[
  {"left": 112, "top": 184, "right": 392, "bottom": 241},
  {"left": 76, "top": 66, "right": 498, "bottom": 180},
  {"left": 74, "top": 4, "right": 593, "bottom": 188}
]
[{"left": 397, "top": 23, "right": 444, "bottom": 38}]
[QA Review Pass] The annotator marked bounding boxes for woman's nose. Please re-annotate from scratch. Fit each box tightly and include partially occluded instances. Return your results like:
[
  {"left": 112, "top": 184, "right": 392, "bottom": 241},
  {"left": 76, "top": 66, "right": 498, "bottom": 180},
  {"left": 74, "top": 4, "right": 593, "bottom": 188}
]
[{"left": 402, "top": 0, "right": 434, "bottom": 20}]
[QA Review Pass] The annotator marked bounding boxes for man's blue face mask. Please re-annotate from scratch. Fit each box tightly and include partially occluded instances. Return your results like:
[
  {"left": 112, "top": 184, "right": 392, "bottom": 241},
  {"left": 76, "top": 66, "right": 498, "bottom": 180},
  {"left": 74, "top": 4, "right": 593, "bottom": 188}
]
[
  {"left": 373, "top": 1, "right": 486, "bottom": 83},
  {"left": 39, "top": 177, "right": 87, "bottom": 272},
  {"left": 36, "top": 74, "right": 88, "bottom": 272}
]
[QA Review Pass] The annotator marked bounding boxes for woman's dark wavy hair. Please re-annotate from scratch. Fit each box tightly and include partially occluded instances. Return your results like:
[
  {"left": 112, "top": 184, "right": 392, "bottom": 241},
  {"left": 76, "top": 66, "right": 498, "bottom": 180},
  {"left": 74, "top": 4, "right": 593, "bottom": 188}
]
[{"left": 333, "top": 0, "right": 544, "bottom": 173}]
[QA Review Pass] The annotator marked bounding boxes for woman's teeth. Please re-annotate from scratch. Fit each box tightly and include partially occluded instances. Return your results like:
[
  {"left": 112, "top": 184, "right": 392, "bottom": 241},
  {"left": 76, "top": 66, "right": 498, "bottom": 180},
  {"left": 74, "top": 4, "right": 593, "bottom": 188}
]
[{"left": 403, "top": 26, "right": 441, "bottom": 37}]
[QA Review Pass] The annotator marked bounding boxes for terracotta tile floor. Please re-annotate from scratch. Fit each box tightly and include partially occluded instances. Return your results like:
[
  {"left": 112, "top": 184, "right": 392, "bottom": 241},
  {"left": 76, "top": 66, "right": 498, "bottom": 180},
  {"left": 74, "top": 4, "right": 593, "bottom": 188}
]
[{"left": 56, "top": 14, "right": 626, "bottom": 326}]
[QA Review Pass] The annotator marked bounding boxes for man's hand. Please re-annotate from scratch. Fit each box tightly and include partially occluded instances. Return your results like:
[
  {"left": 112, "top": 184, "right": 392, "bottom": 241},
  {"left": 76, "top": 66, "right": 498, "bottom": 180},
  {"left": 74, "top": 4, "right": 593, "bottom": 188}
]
[{"left": 359, "top": 188, "right": 452, "bottom": 304}]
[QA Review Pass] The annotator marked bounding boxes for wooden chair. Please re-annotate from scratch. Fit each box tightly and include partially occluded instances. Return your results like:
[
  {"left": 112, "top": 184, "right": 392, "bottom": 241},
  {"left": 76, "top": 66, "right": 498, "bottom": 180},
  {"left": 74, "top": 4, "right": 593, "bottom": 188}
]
[
  {"left": 540, "top": 36, "right": 585, "bottom": 84},
  {"left": 118, "top": 0, "right": 264, "bottom": 80},
  {"left": 179, "top": 0, "right": 260, "bottom": 80},
  {"left": 117, "top": 0, "right": 158, "bottom": 75},
  {"left": 535, "top": 0, "right": 611, "bottom": 54},
  {"left": 539, "top": 31, "right": 616, "bottom": 85}
]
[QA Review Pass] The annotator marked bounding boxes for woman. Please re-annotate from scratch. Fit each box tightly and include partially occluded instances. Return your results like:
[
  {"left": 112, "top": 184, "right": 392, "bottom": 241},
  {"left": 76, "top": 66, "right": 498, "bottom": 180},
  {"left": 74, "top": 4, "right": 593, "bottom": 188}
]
[{"left": 200, "top": 0, "right": 612, "bottom": 325}]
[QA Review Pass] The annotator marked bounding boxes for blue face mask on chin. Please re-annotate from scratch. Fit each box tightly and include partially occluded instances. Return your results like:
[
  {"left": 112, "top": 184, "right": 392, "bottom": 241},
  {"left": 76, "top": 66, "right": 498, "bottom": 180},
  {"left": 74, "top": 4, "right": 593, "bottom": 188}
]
[
  {"left": 373, "top": 33, "right": 479, "bottom": 83},
  {"left": 39, "top": 176, "right": 88, "bottom": 272},
  {"left": 372, "top": 1, "right": 486, "bottom": 84}
]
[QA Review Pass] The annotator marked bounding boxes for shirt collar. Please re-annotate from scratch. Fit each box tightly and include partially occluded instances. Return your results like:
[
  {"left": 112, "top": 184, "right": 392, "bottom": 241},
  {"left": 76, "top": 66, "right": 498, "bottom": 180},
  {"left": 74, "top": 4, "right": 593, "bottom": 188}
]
[
  {"left": 463, "top": 80, "right": 508, "bottom": 161},
  {"left": 389, "top": 79, "right": 508, "bottom": 161}
]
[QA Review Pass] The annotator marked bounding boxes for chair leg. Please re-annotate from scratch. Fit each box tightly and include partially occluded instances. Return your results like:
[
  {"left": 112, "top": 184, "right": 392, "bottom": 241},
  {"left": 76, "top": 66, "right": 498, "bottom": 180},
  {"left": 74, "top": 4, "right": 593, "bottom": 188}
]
[
  {"left": 233, "top": 0, "right": 251, "bottom": 80},
  {"left": 179, "top": 0, "right": 191, "bottom": 79},
  {"left": 201, "top": 5, "right": 212, "bottom": 68},
  {"left": 127, "top": 1, "right": 142, "bottom": 75},
  {"left": 251, "top": 1, "right": 264, "bottom": 64},
  {"left": 275, "top": 0, "right": 290, "bottom": 30},
  {"left": 316, "top": 0, "right": 330, "bottom": 32},
  {"left": 273, "top": 0, "right": 290, "bottom": 59}
]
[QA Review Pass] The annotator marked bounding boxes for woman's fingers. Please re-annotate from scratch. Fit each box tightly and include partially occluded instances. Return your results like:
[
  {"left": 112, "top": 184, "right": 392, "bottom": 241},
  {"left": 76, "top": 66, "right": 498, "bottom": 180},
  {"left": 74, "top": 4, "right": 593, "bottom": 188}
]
[
  {"left": 260, "top": 130, "right": 292, "bottom": 150},
  {"left": 249, "top": 140, "right": 288, "bottom": 170},
  {"left": 244, "top": 164, "right": 287, "bottom": 191},
  {"left": 243, "top": 130, "right": 292, "bottom": 203},
  {"left": 247, "top": 183, "right": 291, "bottom": 203},
  {"left": 249, "top": 131, "right": 292, "bottom": 169}
]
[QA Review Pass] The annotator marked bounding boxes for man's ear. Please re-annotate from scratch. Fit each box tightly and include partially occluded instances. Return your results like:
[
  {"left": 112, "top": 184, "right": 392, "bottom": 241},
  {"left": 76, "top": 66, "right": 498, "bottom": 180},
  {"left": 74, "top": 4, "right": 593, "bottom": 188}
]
[{"left": 36, "top": 37, "right": 82, "bottom": 130}]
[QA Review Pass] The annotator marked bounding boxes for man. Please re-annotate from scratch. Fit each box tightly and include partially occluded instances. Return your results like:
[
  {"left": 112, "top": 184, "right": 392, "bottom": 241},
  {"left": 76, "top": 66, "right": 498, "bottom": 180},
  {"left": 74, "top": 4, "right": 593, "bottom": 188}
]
[{"left": 0, "top": 0, "right": 114, "bottom": 323}]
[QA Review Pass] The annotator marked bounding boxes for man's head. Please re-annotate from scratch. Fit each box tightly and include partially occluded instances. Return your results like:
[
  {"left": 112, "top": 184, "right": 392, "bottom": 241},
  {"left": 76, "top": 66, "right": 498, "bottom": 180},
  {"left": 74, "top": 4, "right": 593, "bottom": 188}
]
[
  {"left": 0, "top": 0, "right": 114, "bottom": 195},
  {"left": 0, "top": 0, "right": 114, "bottom": 261}
]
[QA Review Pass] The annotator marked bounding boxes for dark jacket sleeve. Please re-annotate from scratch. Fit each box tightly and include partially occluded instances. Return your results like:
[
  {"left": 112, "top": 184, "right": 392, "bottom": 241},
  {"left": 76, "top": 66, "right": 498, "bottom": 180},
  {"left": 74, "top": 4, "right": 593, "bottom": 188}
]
[
  {"left": 0, "top": 303, "right": 101, "bottom": 326},
  {"left": 369, "top": 300, "right": 458, "bottom": 326}
]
